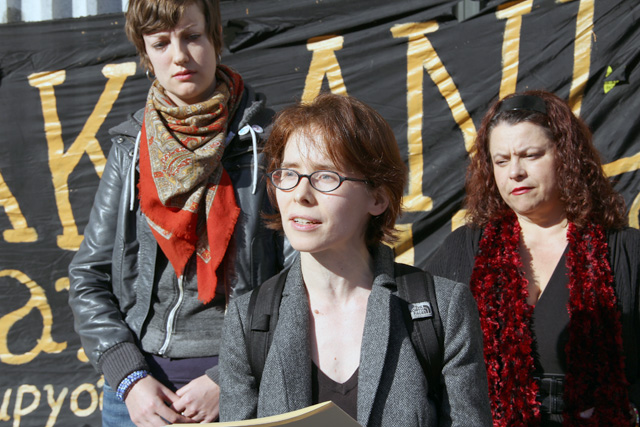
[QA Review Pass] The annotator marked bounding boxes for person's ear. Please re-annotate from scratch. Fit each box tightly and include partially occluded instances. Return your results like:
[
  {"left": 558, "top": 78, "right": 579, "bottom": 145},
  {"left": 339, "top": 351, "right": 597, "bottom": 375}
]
[
  {"left": 369, "top": 188, "right": 389, "bottom": 217},
  {"left": 145, "top": 66, "right": 155, "bottom": 81}
]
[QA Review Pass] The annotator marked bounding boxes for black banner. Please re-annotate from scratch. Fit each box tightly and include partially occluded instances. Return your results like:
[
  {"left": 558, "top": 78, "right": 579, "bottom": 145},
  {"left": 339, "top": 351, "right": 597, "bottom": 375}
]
[{"left": 0, "top": 0, "right": 638, "bottom": 425}]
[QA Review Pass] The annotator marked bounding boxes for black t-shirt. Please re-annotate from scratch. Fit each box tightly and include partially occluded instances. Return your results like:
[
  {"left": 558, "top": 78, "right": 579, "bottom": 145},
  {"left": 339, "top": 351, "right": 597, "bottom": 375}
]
[
  {"left": 532, "top": 249, "right": 569, "bottom": 426},
  {"left": 311, "top": 363, "right": 358, "bottom": 420}
]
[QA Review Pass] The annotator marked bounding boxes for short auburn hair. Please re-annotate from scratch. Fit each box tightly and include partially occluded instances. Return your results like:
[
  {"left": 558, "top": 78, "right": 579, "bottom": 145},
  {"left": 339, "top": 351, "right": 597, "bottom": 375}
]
[
  {"left": 124, "top": 0, "right": 223, "bottom": 72},
  {"left": 263, "top": 93, "right": 408, "bottom": 248},
  {"left": 465, "top": 90, "right": 627, "bottom": 229}
]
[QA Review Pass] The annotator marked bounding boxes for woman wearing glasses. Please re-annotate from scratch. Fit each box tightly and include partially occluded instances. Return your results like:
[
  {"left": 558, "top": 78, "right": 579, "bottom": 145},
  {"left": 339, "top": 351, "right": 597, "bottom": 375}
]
[{"left": 218, "top": 93, "right": 492, "bottom": 426}]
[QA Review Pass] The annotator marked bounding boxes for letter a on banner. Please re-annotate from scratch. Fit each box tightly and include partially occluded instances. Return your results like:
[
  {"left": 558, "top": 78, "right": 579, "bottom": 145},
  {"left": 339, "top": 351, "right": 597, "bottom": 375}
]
[
  {"left": 28, "top": 62, "right": 136, "bottom": 251},
  {"left": 302, "top": 36, "right": 348, "bottom": 103},
  {"left": 0, "top": 269, "right": 67, "bottom": 364}
]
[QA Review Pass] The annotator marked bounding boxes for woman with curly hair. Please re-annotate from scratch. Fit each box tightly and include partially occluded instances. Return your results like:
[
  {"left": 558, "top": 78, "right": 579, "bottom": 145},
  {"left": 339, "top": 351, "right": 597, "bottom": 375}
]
[{"left": 426, "top": 90, "right": 640, "bottom": 426}]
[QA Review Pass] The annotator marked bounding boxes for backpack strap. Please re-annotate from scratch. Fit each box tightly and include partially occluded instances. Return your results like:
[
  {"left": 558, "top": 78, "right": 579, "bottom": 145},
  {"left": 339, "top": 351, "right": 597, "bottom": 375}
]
[
  {"left": 394, "top": 262, "right": 444, "bottom": 406},
  {"left": 245, "top": 262, "right": 445, "bottom": 402},
  {"left": 245, "top": 267, "right": 289, "bottom": 385}
]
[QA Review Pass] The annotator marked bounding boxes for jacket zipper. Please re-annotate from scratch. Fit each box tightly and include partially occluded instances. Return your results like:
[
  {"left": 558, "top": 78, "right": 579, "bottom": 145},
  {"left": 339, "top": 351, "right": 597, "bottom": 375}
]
[{"left": 159, "top": 275, "right": 184, "bottom": 355}]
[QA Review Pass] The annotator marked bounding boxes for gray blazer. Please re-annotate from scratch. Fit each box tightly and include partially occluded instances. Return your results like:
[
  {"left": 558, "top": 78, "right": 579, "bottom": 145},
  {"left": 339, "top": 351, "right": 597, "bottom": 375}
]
[{"left": 219, "top": 247, "right": 492, "bottom": 427}]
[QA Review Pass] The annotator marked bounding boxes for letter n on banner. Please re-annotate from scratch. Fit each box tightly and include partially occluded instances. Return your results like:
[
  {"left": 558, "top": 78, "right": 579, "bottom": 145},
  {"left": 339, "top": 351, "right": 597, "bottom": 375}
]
[
  {"left": 567, "top": 0, "right": 594, "bottom": 117},
  {"left": 28, "top": 63, "right": 136, "bottom": 251},
  {"left": 497, "top": 0, "right": 593, "bottom": 115},
  {"left": 391, "top": 22, "right": 476, "bottom": 264},
  {"left": 496, "top": 0, "right": 533, "bottom": 100}
]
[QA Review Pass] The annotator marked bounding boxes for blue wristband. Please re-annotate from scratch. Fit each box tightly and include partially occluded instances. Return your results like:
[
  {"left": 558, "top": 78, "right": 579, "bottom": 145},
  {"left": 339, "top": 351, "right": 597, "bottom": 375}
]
[{"left": 116, "top": 370, "right": 148, "bottom": 401}]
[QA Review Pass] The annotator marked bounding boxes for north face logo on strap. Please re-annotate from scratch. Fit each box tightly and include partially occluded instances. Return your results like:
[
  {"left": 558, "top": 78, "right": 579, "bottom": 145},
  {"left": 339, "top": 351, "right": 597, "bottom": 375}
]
[{"left": 409, "top": 301, "right": 433, "bottom": 320}]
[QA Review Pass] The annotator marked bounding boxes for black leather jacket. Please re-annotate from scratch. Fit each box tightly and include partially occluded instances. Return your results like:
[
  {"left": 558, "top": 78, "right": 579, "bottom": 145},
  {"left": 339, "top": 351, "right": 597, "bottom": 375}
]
[{"left": 68, "top": 86, "right": 291, "bottom": 389}]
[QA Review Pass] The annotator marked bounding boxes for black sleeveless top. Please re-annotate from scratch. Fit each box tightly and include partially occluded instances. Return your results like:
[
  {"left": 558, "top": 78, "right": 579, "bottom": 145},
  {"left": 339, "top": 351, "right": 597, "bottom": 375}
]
[
  {"left": 311, "top": 363, "right": 359, "bottom": 420},
  {"left": 532, "top": 246, "right": 570, "bottom": 376},
  {"left": 532, "top": 247, "right": 569, "bottom": 425},
  {"left": 425, "top": 226, "right": 640, "bottom": 424}
]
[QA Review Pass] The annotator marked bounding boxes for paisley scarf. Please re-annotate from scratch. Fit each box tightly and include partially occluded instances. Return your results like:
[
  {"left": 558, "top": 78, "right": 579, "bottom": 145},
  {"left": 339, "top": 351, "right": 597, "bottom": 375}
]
[
  {"left": 469, "top": 212, "right": 629, "bottom": 426},
  {"left": 139, "top": 65, "right": 244, "bottom": 303}
]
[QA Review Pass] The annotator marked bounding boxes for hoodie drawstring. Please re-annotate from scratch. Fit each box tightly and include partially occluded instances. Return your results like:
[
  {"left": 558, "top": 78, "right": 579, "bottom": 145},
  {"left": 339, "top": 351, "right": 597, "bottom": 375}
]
[
  {"left": 129, "top": 131, "right": 141, "bottom": 211},
  {"left": 238, "top": 124, "right": 263, "bottom": 195}
]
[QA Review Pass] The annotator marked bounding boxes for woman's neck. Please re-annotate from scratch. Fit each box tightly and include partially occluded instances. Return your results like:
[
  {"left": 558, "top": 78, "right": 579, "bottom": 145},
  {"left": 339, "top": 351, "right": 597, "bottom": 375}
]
[
  {"left": 302, "top": 245, "right": 374, "bottom": 383},
  {"left": 300, "top": 246, "right": 374, "bottom": 301},
  {"left": 516, "top": 210, "right": 569, "bottom": 246},
  {"left": 516, "top": 211, "right": 569, "bottom": 305}
]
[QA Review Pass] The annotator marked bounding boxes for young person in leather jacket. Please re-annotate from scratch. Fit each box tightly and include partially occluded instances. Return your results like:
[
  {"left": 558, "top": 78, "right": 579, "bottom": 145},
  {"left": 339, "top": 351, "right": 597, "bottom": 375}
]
[{"left": 68, "top": 0, "right": 290, "bottom": 425}]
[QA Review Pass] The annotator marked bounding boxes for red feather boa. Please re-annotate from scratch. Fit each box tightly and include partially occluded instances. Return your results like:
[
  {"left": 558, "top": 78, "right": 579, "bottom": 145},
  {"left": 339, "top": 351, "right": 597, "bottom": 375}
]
[{"left": 470, "top": 213, "right": 629, "bottom": 426}]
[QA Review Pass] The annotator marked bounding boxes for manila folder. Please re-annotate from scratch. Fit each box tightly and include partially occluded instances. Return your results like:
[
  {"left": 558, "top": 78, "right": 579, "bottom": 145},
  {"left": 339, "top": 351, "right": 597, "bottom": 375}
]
[{"left": 171, "top": 401, "right": 361, "bottom": 426}]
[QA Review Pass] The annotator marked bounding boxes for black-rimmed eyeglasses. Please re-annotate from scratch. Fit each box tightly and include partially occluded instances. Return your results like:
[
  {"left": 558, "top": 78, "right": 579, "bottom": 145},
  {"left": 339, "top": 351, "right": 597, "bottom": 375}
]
[{"left": 267, "top": 168, "right": 370, "bottom": 193}]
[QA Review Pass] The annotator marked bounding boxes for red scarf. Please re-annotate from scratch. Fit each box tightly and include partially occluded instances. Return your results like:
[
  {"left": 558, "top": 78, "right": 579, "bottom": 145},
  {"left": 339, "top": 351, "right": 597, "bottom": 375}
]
[
  {"left": 138, "top": 65, "right": 243, "bottom": 303},
  {"left": 470, "top": 212, "right": 629, "bottom": 426}
]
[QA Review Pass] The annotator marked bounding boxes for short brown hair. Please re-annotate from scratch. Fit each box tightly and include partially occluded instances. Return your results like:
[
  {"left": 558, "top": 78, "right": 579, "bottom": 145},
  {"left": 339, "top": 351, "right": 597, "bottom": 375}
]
[
  {"left": 465, "top": 90, "right": 627, "bottom": 229},
  {"left": 125, "top": 0, "right": 222, "bottom": 72},
  {"left": 263, "top": 93, "right": 408, "bottom": 248}
]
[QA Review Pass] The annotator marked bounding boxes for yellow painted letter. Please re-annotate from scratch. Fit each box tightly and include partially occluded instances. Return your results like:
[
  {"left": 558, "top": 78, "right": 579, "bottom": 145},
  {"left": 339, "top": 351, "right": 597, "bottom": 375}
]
[
  {"left": 70, "top": 383, "right": 99, "bottom": 418},
  {"left": 0, "top": 389, "right": 10, "bottom": 421},
  {"left": 302, "top": 36, "right": 348, "bottom": 103},
  {"left": 13, "top": 385, "right": 41, "bottom": 427},
  {"left": 0, "top": 169, "right": 37, "bottom": 243},
  {"left": 28, "top": 63, "right": 137, "bottom": 251},
  {"left": 496, "top": 0, "right": 533, "bottom": 99},
  {"left": 392, "top": 21, "right": 475, "bottom": 217},
  {"left": 0, "top": 270, "right": 66, "bottom": 364},
  {"left": 43, "top": 385, "right": 67, "bottom": 427},
  {"left": 568, "top": 0, "right": 594, "bottom": 116}
]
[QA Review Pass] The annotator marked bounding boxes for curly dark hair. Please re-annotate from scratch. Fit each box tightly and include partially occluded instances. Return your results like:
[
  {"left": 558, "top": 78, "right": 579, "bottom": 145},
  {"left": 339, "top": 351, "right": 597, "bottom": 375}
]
[
  {"left": 263, "top": 93, "right": 408, "bottom": 248},
  {"left": 465, "top": 90, "right": 627, "bottom": 229}
]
